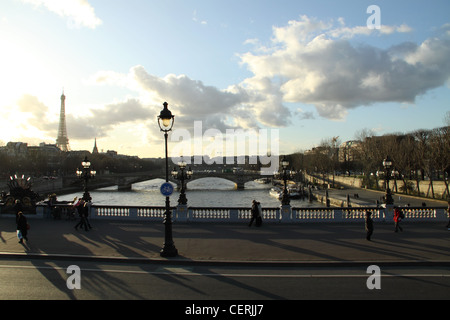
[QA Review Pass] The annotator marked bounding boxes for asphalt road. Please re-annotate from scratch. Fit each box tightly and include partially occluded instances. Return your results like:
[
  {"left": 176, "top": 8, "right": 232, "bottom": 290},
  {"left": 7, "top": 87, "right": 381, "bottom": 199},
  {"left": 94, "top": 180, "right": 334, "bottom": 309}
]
[{"left": 1, "top": 258, "right": 449, "bottom": 301}]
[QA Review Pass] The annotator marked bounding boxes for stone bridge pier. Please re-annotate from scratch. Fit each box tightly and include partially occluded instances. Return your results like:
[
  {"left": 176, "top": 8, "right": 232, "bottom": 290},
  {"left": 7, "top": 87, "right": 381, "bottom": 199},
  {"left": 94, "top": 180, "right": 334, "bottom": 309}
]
[{"left": 117, "top": 177, "right": 132, "bottom": 191}]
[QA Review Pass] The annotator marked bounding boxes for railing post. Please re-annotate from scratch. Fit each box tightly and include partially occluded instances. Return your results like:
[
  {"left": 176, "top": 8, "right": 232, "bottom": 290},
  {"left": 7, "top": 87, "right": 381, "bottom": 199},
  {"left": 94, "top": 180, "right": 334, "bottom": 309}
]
[
  {"left": 333, "top": 208, "right": 343, "bottom": 222},
  {"left": 35, "top": 205, "right": 42, "bottom": 217},
  {"left": 230, "top": 208, "right": 239, "bottom": 222},
  {"left": 129, "top": 207, "right": 138, "bottom": 219},
  {"left": 176, "top": 204, "right": 188, "bottom": 222},
  {"left": 35, "top": 205, "right": 44, "bottom": 218},
  {"left": 88, "top": 204, "right": 96, "bottom": 220},
  {"left": 384, "top": 204, "right": 394, "bottom": 222},
  {"left": 436, "top": 208, "right": 447, "bottom": 222},
  {"left": 280, "top": 204, "right": 292, "bottom": 223}
]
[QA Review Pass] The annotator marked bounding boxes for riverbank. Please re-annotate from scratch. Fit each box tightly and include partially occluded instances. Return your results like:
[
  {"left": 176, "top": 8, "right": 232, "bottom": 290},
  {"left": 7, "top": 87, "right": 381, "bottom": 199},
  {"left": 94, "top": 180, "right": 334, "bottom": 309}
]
[
  {"left": 312, "top": 186, "right": 447, "bottom": 208},
  {"left": 306, "top": 173, "right": 449, "bottom": 202}
]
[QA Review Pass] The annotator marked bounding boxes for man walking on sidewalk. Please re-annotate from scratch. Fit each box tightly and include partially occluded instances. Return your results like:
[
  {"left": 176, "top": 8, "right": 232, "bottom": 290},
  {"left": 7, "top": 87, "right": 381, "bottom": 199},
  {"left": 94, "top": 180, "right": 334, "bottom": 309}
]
[{"left": 365, "top": 211, "right": 374, "bottom": 241}]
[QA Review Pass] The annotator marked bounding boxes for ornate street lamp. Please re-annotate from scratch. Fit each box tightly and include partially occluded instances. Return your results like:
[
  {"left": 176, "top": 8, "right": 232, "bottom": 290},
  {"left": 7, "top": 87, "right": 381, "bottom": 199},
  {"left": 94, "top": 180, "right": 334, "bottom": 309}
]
[
  {"left": 383, "top": 156, "right": 394, "bottom": 205},
  {"left": 172, "top": 157, "right": 193, "bottom": 205},
  {"left": 76, "top": 156, "right": 96, "bottom": 201},
  {"left": 157, "top": 102, "right": 178, "bottom": 257},
  {"left": 280, "top": 156, "right": 293, "bottom": 205}
]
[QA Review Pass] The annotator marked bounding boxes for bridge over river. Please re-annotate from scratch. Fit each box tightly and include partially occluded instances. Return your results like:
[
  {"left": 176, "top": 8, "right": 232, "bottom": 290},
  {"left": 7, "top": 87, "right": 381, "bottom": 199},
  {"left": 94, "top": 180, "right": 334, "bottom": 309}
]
[{"left": 63, "top": 170, "right": 266, "bottom": 191}]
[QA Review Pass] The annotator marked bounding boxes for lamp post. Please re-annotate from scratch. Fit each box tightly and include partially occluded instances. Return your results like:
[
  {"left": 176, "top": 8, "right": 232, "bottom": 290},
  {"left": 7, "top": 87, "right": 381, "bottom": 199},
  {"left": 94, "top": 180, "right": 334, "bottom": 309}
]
[
  {"left": 76, "top": 156, "right": 96, "bottom": 202},
  {"left": 383, "top": 156, "right": 394, "bottom": 205},
  {"left": 158, "top": 102, "right": 178, "bottom": 257},
  {"left": 172, "top": 157, "right": 193, "bottom": 205}
]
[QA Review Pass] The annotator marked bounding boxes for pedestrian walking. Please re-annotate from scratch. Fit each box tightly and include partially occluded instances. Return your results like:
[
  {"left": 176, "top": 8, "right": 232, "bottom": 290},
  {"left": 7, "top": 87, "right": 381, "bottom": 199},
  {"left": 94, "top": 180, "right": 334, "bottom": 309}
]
[
  {"left": 16, "top": 211, "right": 28, "bottom": 243},
  {"left": 394, "top": 206, "right": 404, "bottom": 232},
  {"left": 67, "top": 197, "right": 78, "bottom": 220},
  {"left": 248, "top": 200, "right": 262, "bottom": 227},
  {"left": 74, "top": 200, "right": 90, "bottom": 231},
  {"left": 85, "top": 200, "right": 93, "bottom": 229},
  {"left": 365, "top": 211, "right": 374, "bottom": 241},
  {"left": 13, "top": 199, "right": 23, "bottom": 216},
  {"left": 256, "top": 201, "right": 262, "bottom": 227}
]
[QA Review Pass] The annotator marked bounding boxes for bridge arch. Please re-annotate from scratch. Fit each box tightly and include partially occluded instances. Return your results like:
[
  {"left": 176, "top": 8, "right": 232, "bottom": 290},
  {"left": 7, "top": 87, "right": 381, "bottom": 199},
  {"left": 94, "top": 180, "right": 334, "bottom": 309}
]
[
  {"left": 187, "top": 177, "right": 237, "bottom": 190},
  {"left": 87, "top": 171, "right": 265, "bottom": 190},
  {"left": 186, "top": 172, "right": 262, "bottom": 190}
]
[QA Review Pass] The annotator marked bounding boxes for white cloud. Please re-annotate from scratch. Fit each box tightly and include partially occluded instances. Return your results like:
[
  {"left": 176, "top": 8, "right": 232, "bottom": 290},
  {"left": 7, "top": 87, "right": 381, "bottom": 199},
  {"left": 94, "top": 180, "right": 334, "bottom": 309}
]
[
  {"left": 328, "top": 23, "right": 412, "bottom": 38},
  {"left": 10, "top": 93, "right": 154, "bottom": 143},
  {"left": 21, "top": 0, "right": 102, "bottom": 29},
  {"left": 131, "top": 66, "right": 249, "bottom": 131},
  {"left": 192, "top": 9, "right": 207, "bottom": 25},
  {"left": 87, "top": 64, "right": 293, "bottom": 139},
  {"left": 81, "top": 15, "right": 450, "bottom": 143},
  {"left": 239, "top": 15, "right": 450, "bottom": 120}
]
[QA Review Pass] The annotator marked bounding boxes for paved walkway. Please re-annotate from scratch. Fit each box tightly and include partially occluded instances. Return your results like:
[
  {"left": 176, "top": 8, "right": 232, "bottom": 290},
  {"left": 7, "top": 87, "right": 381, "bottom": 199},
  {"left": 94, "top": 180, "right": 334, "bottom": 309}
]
[{"left": 0, "top": 216, "right": 449, "bottom": 266}]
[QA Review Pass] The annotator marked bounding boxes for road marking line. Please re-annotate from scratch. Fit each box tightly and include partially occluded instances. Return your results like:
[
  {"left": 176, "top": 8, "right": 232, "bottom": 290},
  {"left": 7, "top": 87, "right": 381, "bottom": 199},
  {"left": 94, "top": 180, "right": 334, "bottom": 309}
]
[{"left": 0, "top": 264, "right": 449, "bottom": 278}]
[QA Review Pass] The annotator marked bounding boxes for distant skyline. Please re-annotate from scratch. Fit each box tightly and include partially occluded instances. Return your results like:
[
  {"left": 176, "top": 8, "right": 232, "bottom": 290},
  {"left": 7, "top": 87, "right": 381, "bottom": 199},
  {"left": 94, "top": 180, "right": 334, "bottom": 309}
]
[{"left": 0, "top": 0, "right": 449, "bottom": 158}]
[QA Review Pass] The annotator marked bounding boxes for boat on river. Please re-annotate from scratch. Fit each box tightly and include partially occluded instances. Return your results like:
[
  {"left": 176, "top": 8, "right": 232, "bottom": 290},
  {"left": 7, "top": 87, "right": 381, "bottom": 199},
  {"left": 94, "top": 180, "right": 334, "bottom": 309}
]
[
  {"left": 255, "top": 178, "right": 271, "bottom": 184},
  {"left": 287, "top": 187, "right": 301, "bottom": 199},
  {"left": 269, "top": 187, "right": 282, "bottom": 199},
  {"left": 269, "top": 185, "right": 305, "bottom": 200}
]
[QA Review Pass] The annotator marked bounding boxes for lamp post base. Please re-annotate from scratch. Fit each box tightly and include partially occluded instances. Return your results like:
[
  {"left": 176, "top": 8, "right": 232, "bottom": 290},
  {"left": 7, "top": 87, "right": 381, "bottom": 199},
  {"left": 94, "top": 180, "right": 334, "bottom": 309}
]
[
  {"left": 82, "top": 191, "right": 91, "bottom": 202},
  {"left": 160, "top": 245, "right": 178, "bottom": 257},
  {"left": 160, "top": 204, "right": 178, "bottom": 258}
]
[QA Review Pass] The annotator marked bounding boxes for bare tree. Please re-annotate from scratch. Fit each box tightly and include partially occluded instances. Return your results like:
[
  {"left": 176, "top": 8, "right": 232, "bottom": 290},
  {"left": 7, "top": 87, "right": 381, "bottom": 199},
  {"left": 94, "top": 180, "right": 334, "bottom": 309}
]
[
  {"left": 444, "top": 111, "right": 450, "bottom": 126},
  {"left": 392, "top": 134, "right": 415, "bottom": 194},
  {"left": 430, "top": 126, "right": 450, "bottom": 198},
  {"left": 411, "top": 129, "right": 431, "bottom": 196}
]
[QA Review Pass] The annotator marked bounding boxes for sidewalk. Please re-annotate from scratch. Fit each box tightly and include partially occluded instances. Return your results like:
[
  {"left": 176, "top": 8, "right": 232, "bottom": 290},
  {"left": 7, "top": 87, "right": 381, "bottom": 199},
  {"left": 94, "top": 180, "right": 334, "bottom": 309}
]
[{"left": 1, "top": 217, "right": 449, "bottom": 266}]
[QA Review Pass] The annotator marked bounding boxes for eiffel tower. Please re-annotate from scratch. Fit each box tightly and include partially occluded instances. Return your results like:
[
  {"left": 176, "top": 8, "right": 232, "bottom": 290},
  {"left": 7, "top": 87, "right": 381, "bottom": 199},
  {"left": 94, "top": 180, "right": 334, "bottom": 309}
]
[{"left": 56, "top": 91, "right": 70, "bottom": 152}]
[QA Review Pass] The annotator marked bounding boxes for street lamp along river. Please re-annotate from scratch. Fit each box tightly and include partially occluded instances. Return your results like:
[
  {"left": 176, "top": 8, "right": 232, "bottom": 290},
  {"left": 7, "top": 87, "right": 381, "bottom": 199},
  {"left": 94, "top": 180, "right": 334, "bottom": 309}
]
[
  {"left": 172, "top": 157, "right": 193, "bottom": 205},
  {"left": 383, "top": 155, "right": 394, "bottom": 205},
  {"left": 158, "top": 102, "right": 178, "bottom": 257},
  {"left": 76, "top": 156, "right": 96, "bottom": 202}
]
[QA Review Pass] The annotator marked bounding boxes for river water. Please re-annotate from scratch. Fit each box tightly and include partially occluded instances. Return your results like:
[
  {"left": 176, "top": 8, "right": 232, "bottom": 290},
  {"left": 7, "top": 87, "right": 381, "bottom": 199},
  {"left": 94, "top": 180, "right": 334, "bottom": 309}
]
[{"left": 57, "top": 178, "right": 321, "bottom": 208}]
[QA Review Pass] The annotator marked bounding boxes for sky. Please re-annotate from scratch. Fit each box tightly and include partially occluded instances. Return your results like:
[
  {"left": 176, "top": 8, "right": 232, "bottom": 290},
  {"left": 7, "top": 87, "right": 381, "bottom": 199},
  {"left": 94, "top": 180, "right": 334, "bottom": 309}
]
[{"left": 0, "top": 0, "right": 449, "bottom": 159}]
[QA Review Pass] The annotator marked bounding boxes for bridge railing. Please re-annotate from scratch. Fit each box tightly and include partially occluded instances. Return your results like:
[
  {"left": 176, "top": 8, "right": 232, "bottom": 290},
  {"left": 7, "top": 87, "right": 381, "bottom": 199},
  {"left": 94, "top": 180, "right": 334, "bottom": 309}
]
[
  {"left": 100, "top": 205, "right": 449, "bottom": 223},
  {"left": 4, "top": 204, "right": 448, "bottom": 223}
]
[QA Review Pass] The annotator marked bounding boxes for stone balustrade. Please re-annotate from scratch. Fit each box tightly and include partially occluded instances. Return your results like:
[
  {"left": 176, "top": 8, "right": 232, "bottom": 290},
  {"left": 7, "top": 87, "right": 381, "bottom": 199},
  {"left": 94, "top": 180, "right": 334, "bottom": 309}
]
[{"left": 6, "top": 203, "right": 443, "bottom": 224}]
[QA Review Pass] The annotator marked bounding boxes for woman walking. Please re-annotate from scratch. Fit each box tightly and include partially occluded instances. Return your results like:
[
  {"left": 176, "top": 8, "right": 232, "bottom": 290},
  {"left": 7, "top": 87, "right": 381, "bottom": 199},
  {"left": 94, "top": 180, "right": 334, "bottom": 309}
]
[
  {"left": 394, "top": 207, "right": 404, "bottom": 232},
  {"left": 74, "top": 199, "right": 89, "bottom": 231},
  {"left": 248, "top": 200, "right": 262, "bottom": 227}
]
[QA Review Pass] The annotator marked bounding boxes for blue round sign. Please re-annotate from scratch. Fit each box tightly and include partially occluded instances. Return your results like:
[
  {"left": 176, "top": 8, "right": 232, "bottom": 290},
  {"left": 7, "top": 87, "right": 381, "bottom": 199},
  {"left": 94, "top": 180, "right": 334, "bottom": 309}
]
[{"left": 160, "top": 182, "right": 174, "bottom": 196}]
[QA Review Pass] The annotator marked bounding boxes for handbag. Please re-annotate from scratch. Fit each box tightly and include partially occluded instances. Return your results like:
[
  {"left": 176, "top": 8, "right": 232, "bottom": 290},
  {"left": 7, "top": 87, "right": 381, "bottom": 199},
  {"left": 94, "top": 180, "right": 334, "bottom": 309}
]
[{"left": 17, "top": 230, "right": 22, "bottom": 240}]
